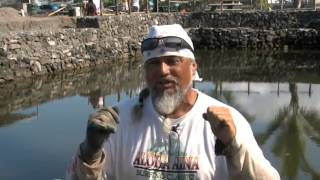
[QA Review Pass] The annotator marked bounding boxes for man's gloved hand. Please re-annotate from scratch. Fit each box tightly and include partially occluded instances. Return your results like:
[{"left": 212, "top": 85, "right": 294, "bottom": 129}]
[{"left": 80, "top": 106, "right": 119, "bottom": 164}]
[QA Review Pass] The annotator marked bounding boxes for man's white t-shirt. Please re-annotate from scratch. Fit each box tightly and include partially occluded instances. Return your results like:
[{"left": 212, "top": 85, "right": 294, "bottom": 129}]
[{"left": 104, "top": 89, "right": 266, "bottom": 179}]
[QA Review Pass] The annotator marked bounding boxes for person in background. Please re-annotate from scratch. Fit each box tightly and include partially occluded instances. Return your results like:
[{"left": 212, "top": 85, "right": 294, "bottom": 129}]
[
  {"left": 66, "top": 24, "right": 280, "bottom": 180},
  {"left": 132, "top": 0, "right": 140, "bottom": 12},
  {"left": 122, "top": 0, "right": 129, "bottom": 11},
  {"left": 86, "top": 0, "right": 97, "bottom": 16}
]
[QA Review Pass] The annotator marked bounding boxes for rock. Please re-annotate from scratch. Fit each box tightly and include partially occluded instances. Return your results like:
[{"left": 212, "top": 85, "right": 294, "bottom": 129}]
[
  {"left": 9, "top": 39, "right": 18, "bottom": 43},
  {"left": 48, "top": 40, "right": 56, "bottom": 46},
  {"left": 266, "top": 35, "right": 273, "bottom": 42},
  {"left": 21, "top": 57, "right": 31, "bottom": 64},
  {"left": 65, "top": 63, "right": 73, "bottom": 69},
  {"left": 2, "top": 44, "right": 8, "bottom": 52},
  {"left": 14, "top": 71, "right": 21, "bottom": 77},
  {"left": 0, "top": 48, "right": 7, "bottom": 56},
  {"left": 85, "top": 42, "right": 95, "bottom": 47},
  {"left": 62, "top": 49, "right": 70, "bottom": 54},
  {"left": 30, "top": 60, "right": 42, "bottom": 74},
  {"left": 52, "top": 53, "right": 59, "bottom": 59},
  {"left": 4, "top": 74, "right": 14, "bottom": 81},
  {"left": 308, "top": 19, "right": 320, "bottom": 29},
  {"left": 84, "top": 55, "right": 90, "bottom": 59},
  {"left": 7, "top": 54, "right": 17, "bottom": 60},
  {"left": 9, "top": 43, "right": 21, "bottom": 50}
]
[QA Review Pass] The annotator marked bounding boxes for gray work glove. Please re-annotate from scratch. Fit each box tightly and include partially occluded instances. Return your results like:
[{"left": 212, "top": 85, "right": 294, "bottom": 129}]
[{"left": 80, "top": 106, "right": 119, "bottom": 164}]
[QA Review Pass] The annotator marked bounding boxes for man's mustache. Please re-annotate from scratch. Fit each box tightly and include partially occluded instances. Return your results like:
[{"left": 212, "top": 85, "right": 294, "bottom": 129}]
[{"left": 158, "top": 76, "right": 178, "bottom": 84}]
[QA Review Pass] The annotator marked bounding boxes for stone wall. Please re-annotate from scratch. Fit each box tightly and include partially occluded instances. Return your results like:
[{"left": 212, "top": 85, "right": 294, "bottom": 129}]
[
  {"left": 185, "top": 11, "right": 320, "bottom": 29},
  {"left": 188, "top": 11, "right": 320, "bottom": 50},
  {"left": 190, "top": 27, "right": 320, "bottom": 50},
  {"left": 0, "top": 14, "right": 186, "bottom": 82},
  {"left": 1, "top": 11, "right": 320, "bottom": 83}
]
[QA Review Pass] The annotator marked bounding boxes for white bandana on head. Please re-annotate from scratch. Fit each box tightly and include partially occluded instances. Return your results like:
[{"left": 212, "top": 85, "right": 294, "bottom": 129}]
[{"left": 142, "top": 24, "right": 202, "bottom": 81}]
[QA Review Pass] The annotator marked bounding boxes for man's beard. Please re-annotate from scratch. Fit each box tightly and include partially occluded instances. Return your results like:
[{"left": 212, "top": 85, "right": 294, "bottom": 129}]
[
  {"left": 153, "top": 88, "right": 183, "bottom": 115},
  {"left": 151, "top": 78, "right": 190, "bottom": 116}
]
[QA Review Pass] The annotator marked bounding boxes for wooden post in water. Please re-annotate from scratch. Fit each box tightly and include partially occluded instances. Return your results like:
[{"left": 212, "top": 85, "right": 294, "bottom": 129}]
[
  {"left": 309, "top": 84, "right": 312, "bottom": 97},
  {"left": 117, "top": 90, "right": 121, "bottom": 102},
  {"left": 277, "top": 81, "right": 280, "bottom": 96}
]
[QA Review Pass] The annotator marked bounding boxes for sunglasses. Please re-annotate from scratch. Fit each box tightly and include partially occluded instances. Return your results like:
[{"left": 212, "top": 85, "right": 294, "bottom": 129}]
[{"left": 141, "top": 36, "right": 194, "bottom": 53}]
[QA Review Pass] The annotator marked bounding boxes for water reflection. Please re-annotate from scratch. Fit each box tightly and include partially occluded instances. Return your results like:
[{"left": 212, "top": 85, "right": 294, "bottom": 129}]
[
  {"left": 0, "top": 60, "right": 144, "bottom": 126},
  {"left": 197, "top": 50, "right": 320, "bottom": 180},
  {"left": 87, "top": 89, "right": 105, "bottom": 109},
  {"left": 0, "top": 50, "right": 320, "bottom": 180},
  {"left": 254, "top": 83, "right": 320, "bottom": 179},
  {"left": 196, "top": 49, "right": 320, "bottom": 82},
  {"left": 0, "top": 112, "right": 37, "bottom": 127}
]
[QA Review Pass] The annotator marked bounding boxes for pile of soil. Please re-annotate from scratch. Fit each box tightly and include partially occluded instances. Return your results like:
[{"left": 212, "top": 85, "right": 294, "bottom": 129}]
[
  {"left": 0, "top": 7, "right": 23, "bottom": 22},
  {"left": 0, "top": 7, "right": 76, "bottom": 33}
]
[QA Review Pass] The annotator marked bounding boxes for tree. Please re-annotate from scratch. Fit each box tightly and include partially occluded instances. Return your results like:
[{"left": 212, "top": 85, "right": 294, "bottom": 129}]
[{"left": 255, "top": 0, "right": 271, "bottom": 10}]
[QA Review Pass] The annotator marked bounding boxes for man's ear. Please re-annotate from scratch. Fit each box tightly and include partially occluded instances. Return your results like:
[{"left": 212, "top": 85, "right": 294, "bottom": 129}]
[{"left": 191, "top": 61, "right": 198, "bottom": 75}]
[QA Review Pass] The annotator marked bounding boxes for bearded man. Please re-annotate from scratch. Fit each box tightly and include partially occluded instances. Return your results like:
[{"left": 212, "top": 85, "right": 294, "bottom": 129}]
[{"left": 66, "top": 24, "right": 280, "bottom": 180}]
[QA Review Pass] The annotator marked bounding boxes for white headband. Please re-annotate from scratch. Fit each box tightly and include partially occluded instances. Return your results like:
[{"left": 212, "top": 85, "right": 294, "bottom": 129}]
[{"left": 142, "top": 47, "right": 195, "bottom": 62}]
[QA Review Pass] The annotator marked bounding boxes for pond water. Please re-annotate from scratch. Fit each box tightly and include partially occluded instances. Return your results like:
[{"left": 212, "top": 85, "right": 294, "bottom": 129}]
[{"left": 0, "top": 50, "right": 319, "bottom": 180}]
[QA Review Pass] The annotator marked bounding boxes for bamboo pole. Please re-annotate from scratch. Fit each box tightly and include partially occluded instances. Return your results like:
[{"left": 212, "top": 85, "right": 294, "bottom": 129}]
[{"left": 48, "top": 6, "right": 66, "bottom": 16}]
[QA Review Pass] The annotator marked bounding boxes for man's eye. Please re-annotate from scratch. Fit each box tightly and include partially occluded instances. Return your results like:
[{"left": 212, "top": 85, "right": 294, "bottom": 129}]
[
  {"left": 146, "top": 58, "right": 161, "bottom": 65},
  {"left": 166, "top": 57, "right": 182, "bottom": 65}
]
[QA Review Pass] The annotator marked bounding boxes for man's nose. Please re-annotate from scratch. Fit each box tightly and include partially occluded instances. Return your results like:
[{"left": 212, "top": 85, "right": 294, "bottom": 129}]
[{"left": 159, "top": 61, "right": 170, "bottom": 75}]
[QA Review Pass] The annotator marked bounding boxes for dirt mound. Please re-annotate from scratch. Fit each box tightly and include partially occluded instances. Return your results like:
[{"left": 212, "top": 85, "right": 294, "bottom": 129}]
[
  {"left": 0, "top": 7, "right": 22, "bottom": 22},
  {"left": 0, "top": 7, "right": 76, "bottom": 33}
]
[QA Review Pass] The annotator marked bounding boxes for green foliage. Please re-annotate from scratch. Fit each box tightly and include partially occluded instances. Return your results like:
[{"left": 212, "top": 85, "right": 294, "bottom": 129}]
[
  {"left": 255, "top": 0, "right": 271, "bottom": 10},
  {"left": 73, "top": 0, "right": 83, "bottom": 3},
  {"left": 103, "top": 0, "right": 114, "bottom": 6}
]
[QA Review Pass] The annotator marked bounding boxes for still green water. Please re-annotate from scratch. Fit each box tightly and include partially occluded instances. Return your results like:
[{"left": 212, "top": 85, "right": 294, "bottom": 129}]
[{"left": 0, "top": 50, "right": 319, "bottom": 180}]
